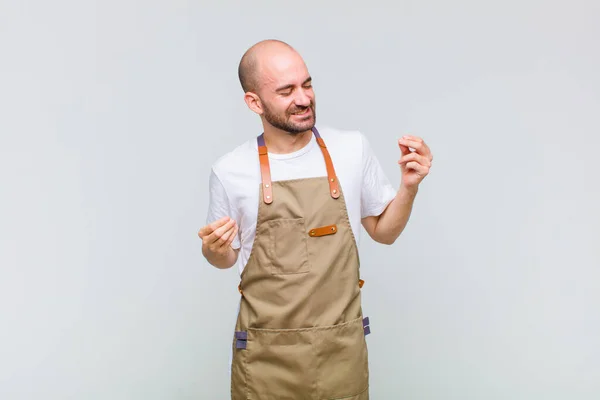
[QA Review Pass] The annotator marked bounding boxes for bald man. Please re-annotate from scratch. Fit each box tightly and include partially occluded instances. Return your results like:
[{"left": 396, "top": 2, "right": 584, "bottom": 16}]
[{"left": 198, "top": 40, "right": 432, "bottom": 399}]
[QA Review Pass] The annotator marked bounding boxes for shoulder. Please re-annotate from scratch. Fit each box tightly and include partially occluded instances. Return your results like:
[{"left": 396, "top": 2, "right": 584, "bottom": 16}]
[
  {"left": 210, "top": 137, "right": 259, "bottom": 183},
  {"left": 316, "top": 125, "right": 367, "bottom": 154},
  {"left": 316, "top": 125, "right": 364, "bottom": 142}
]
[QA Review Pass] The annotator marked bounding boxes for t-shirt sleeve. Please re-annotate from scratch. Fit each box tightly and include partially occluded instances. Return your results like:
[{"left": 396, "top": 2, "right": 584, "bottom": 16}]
[
  {"left": 205, "top": 168, "right": 241, "bottom": 249},
  {"left": 360, "top": 132, "right": 397, "bottom": 218}
]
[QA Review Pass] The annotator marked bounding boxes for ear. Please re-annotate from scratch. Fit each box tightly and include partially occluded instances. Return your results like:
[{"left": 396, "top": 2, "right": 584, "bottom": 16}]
[{"left": 243, "top": 92, "right": 263, "bottom": 115}]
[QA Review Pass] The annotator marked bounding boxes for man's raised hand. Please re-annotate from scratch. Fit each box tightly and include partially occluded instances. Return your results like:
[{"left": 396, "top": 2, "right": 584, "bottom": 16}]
[{"left": 198, "top": 216, "right": 239, "bottom": 258}]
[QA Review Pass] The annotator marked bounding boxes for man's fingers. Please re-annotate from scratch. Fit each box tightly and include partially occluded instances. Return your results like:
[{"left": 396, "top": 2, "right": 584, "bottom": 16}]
[
  {"left": 405, "top": 161, "right": 430, "bottom": 175},
  {"left": 207, "top": 226, "right": 236, "bottom": 252},
  {"left": 209, "top": 216, "right": 232, "bottom": 232},
  {"left": 398, "top": 140, "right": 411, "bottom": 156},
  {"left": 399, "top": 136, "right": 431, "bottom": 158},
  {"left": 398, "top": 137, "right": 425, "bottom": 151},
  {"left": 216, "top": 223, "right": 237, "bottom": 247},
  {"left": 398, "top": 152, "right": 431, "bottom": 168},
  {"left": 198, "top": 216, "right": 231, "bottom": 238},
  {"left": 212, "top": 219, "right": 236, "bottom": 242},
  {"left": 204, "top": 219, "right": 236, "bottom": 244},
  {"left": 198, "top": 225, "right": 210, "bottom": 238},
  {"left": 223, "top": 224, "right": 239, "bottom": 248}
]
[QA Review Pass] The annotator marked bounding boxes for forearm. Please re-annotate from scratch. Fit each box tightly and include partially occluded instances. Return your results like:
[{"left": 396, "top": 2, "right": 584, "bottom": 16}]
[
  {"left": 372, "top": 185, "right": 418, "bottom": 244},
  {"left": 202, "top": 245, "right": 238, "bottom": 269}
]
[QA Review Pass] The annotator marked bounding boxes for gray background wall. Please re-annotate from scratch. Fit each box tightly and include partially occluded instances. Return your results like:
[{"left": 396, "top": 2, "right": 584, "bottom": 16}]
[{"left": 1, "top": 0, "right": 598, "bottom": 399}]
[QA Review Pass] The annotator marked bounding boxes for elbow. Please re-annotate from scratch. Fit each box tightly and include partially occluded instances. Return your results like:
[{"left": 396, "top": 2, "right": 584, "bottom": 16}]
[
  {"left": 375, "top": 235, "right": 398, "bottom": 245},
  {"left": 213, "top": 263, "right": 234, "bottom": 270},
  {"left": 374, "top": 226, "right": 407, "bottom": 245}
]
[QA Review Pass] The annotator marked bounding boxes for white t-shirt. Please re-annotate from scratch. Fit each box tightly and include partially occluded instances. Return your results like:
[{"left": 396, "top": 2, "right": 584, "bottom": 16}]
[{"left": 205, "top": 125, "right": 397, "bottom": 275}]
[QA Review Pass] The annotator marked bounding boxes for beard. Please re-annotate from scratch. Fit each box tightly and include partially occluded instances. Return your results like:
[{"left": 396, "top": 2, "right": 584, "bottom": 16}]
[{"left": 262, "top": 100, "right": 316, "bottom": 135}]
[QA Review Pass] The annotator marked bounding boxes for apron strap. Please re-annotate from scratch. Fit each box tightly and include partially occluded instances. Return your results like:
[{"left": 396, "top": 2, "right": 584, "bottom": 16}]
[
  {"left": 235, "top": 331, "right": 248, "bottom": 349},
  {"left": 363, "top": 316, "right": 371, "bottom": 335},
  {"left": 256, "top": 127, "right": 340, "bottom": 204},
  {"left": 312, "top": 127, "right": 340, "bottom": 199},
  {"left": 257, "top": 134, "right": 273, "bottom": 204}
]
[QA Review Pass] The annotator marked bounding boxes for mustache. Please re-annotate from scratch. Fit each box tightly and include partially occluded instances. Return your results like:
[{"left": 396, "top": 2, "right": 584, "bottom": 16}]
[{"left": 288, "top": 103, "right": 314, "bottom": 114}]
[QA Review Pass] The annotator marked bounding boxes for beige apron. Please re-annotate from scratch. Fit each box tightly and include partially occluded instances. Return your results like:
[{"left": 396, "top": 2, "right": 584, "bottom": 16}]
[{"left": 231, "top": 127, "right": 371, "bottom": 400}]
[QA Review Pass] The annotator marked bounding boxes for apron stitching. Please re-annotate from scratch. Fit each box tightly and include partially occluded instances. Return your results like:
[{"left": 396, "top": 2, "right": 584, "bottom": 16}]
[
  {"left": 238, "top": 183, "right": 264, "bottom": 282},
  {"left": 244, "top": 337, "right": 250, "bottom": 400},
  {"left": 336, "top": 186, "right": 361, "bottom": 270},
  {"left": 247, "top": 315, "right": 363, "bottom": 333}
]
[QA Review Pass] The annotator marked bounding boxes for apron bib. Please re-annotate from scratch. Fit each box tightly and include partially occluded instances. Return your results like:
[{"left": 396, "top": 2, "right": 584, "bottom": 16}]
[{"left": 231, "top": 127, "right": 370, "bottom": 400}]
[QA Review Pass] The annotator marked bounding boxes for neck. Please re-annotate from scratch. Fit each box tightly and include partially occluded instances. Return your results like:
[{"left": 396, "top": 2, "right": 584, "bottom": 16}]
[{"left": 262, "top": 124, "right": 313, "bottom": 154}]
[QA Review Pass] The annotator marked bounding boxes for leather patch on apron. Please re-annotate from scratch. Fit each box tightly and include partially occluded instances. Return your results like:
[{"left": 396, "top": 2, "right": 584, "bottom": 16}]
[{"left": 308, "top": 224, "right": 338, "bottom": 237}]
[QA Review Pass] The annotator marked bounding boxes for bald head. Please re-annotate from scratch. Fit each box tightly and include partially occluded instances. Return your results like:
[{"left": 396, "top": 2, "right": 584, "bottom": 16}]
[
  {"left": 238, "top": 39, "right": 298, "bottom": 93},
  {"left": 238, "top": 40, "right": 316, "bottom": 133}
]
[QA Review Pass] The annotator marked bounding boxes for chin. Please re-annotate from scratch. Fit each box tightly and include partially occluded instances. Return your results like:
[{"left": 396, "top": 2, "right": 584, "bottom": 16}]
[
  {"left": 290, "top": 124, "right": 314, "bottom": 135},
  {"left": 293, "top": 117, "right": 315, "bottom": 131}
]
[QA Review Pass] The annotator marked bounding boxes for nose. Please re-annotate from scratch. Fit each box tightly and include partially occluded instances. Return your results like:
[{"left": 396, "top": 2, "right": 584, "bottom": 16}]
[{"left": 294, "top": 88, "right": 311, "bottom": 107}]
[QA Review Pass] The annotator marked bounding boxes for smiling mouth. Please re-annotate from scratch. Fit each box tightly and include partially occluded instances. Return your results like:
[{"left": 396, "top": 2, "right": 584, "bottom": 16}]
[{"left": 292, "top": 108, "right": 311, "bottom": 116}]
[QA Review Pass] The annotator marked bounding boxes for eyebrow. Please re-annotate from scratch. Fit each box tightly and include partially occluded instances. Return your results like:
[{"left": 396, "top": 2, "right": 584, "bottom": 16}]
[{"left": 275, "top": 76, "right": 312, "bottom": 92}]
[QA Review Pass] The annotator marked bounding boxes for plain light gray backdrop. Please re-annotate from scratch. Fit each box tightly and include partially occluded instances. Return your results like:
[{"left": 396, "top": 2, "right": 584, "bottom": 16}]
[{"left": 1, "top": 0, "right": 599, "bottom": 399}]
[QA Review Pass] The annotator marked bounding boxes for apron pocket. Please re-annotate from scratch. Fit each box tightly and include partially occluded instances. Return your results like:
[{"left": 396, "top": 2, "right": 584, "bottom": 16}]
[
  {"left": 245, "top": 328, "right": 318, "bottom": 399},
  {"left": 267, "top": 217, "right": 310, "bottom": 275},
  {"left": 315, "top": 317, "right": 369, "bottom": 399}
]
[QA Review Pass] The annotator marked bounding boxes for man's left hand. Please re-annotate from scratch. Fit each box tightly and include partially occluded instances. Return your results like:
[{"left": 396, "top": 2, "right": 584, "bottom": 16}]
[{"left": 398, "top": 135, "right": 433, "bottom": 190}]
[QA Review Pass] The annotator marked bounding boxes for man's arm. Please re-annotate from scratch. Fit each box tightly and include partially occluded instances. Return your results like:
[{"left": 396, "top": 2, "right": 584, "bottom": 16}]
[
  {"left": 362, "top": 135, "right": 432, "bottom": 245},
  {"left": 200, "top": 168, "right": 241, "bottom": 269},
  {"left": 362, "top": 185, "right": 418, "bottom": 245}
]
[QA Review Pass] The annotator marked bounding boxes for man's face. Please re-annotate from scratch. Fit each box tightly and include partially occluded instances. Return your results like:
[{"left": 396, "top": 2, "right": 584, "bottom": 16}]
[{"left": 256, "top": 51, "right": 316, "bottom": 134}]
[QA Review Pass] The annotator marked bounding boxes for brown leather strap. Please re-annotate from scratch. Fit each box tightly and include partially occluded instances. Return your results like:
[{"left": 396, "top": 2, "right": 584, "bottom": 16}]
[
  {"left": 308, "top": 224, "right": 338, "bottom": 237},
  {"left": 257, "top": 135, "right": 273, "bottom": 204},
  {"left": 256, "top": 127, "right": 339, "bottom": 203},
  {"left": 313, "top": 128, "right": 340, "bottom": 199}
]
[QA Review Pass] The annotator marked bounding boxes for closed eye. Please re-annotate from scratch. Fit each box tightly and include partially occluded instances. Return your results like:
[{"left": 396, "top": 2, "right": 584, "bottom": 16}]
[{"left": 275, "top": 77, "right": 312, "bottom": 95}]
